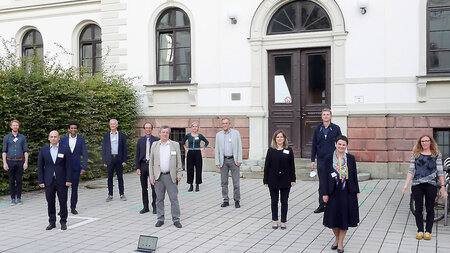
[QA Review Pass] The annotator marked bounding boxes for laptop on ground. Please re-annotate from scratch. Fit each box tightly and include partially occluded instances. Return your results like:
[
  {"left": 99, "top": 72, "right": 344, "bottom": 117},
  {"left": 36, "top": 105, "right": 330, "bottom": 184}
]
[{"left": 136, "top": 235, "right": 158, "bottom": 252}]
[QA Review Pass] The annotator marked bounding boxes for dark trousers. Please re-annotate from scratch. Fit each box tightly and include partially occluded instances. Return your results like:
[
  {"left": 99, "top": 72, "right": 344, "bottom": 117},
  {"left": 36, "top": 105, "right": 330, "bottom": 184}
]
[
  {"left": 412, "top": 183, "right": 437, "bottom": 233},
  {"left": 317, "top": 158, "right": 325, "bottom": 206},
  {"left": 7, "top": 160, "right": 24, "bottom": 200},
  {"left": 269, "top": 187, "right": 291, "bottom": 222},
  {"left": 140, "top": 162, "right": 156, "bottom": 210},
  {"left": 107, "top": 156, "right": 124, "bottom": 196},
  {"left": 45, "top": 178, "right": 68, "bottom": 225},
  {"left": 70, "top": 169, "right": 81, "bottom": 210},
  {"left": 186, "top": 150, "right": 203, "bottom": 185}
]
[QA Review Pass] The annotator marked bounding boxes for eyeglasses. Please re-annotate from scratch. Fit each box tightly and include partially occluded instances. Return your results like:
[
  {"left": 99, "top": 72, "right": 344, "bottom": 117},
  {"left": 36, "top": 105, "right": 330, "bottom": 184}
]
[{"left": 421, "top": 140, "right": 431, "bottom": 143}]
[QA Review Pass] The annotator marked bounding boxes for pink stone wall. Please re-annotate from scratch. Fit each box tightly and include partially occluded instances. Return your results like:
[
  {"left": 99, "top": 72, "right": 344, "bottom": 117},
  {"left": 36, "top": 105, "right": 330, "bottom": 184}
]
[
  {"left": 348, "top": 116, "right": 450, "bottom": 163},
  {"left": 135, "top": 117, "right": 249, "bottom": 159}
]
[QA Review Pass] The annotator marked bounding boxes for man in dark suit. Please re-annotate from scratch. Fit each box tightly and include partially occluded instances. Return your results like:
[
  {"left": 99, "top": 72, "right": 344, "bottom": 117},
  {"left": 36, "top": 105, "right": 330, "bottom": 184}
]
[
  {"left": 60, "top": 122, "right": 88, "bottom": 215},
  {"left": 102, "top": 119, "right": 127, "bottom": 202},
  {"left": 135, "top": 122, "right": 159, "bottom": 214},
  {"left": 310, "top": 108, "right": 342, "bottom": 213},
  {"left": 38, "top": 130, "right": 72, "bottom": 230}
]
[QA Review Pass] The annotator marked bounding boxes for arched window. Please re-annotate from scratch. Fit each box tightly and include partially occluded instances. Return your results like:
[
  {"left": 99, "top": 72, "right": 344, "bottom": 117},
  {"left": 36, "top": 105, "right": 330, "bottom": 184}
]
[
  {"left": 22, "top": 29, "right": 43, "bottom": 61},
  {"left": 156, "top": 8, "right": 191, "bottom": 83},
  {"left": 79, "top": 24, "right": 102, "bottom": 74},
  {"left": 427, "top": 0, "right": 450, "bottom": 74},
  {"left": 267, "top": 0, "right": 331, "bottom": 35}
]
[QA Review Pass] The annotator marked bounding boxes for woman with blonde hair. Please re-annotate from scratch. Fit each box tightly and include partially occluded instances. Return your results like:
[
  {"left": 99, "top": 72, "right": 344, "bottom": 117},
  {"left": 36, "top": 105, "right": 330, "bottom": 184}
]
[
  {"left": 182, "top": 122, "right": 209, "bottom": 192},
  {"left": 402, "top": 135, "right": 447, "bottom": 240},
  {"left": 263, "top": 130, "right": 296, "bottom": 230}
]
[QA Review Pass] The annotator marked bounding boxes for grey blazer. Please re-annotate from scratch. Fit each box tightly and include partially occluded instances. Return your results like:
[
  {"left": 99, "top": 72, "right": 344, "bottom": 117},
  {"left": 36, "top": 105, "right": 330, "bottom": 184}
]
[
  {"left": 149, "top": 140, "right": 182, "bottom": 183},
  {"left": 215, "top": 128, "right": 243, "bottom": 167}
]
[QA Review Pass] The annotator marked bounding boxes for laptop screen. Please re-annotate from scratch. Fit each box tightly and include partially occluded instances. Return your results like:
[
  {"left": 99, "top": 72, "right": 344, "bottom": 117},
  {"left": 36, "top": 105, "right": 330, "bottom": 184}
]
[{"left": 138, "top": 235, "right": 158, "bottom": 250}]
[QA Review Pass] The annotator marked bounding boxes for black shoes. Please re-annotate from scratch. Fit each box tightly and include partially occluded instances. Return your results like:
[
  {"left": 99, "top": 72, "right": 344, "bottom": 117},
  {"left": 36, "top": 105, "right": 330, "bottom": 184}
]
[
  {"left": 140, "top": 208, "right": 149, "bottom": 214},
  {"left": 46, "top": 224, "right": 56, "bottom": 230},
  {"left": 155, "top": 221, "right": 164, "bottom": 227},
  {"left": 152, "top": 208, "right": 157, "bottom": 214},
  {"left": 71, "top": 209, "right": 78, "bottom": 215},
  {"left": 195, "top": 184, "right": 199, "bottom": 192},
  {"left": 173, "top": 221, "right": 182, "bottom": 228},
  {"left": 221, "top": 201, "right": 229, "bottom": 207},
  {"left": 188, "top": 184, "right": 193, "bottom": 192},
  {"left": 337, "top": 249, "right": 344, "bottom": 253},
  {"left": 331, "top": 243, "right": 338, "bottom": 250},
  {"left": 235, "top": 201, "right": 240, "bottom": 208},
  {"left": 313, "top": 205, "right": 325, "bottom": 213},
  {"left": 61, "top": 223, "right": 67, "bottom": 230}
]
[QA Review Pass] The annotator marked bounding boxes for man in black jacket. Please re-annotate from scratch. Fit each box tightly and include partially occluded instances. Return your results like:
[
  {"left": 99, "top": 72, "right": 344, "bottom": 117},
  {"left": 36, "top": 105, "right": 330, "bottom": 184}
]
[
  {"left": 135, "top": 122, "right": 159, "bottom": 214},
  {"left": 310, "top": 108, "right": 341, "bottom": 213}
]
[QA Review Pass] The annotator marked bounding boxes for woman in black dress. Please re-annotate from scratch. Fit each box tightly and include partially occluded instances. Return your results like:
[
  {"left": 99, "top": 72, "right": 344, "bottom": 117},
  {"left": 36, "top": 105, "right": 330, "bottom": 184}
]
[
  {"left": 263, "top": 130, "right": 296, "bottom": 230},
  {"left": 321, "top": 135, "right": 359, "bottom": 253}
]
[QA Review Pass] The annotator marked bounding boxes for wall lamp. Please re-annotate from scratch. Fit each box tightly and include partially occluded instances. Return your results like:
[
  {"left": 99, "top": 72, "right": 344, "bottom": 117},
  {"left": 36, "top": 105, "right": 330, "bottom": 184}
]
[
  {"left": 227, "top": 10, "right": 237, "bottom": 24},
  {"left": 357, "top": 0, "right": 369, "bottom": 15}
]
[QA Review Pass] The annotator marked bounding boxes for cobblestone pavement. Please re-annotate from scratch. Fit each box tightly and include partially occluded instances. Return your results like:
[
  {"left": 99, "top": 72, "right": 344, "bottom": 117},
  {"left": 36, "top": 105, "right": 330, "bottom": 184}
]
[{"left": 1, "top": 172, "right": 449, "bottom": 252}]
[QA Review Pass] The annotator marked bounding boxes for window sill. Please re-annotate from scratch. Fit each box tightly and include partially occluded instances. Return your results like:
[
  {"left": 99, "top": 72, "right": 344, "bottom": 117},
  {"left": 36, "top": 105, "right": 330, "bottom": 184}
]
[
  {"left": 416, "top": 75, "right": 450, "bottom": 103},
  {"left": 144, "top": 83, "right": 198, "bottom": 107}
]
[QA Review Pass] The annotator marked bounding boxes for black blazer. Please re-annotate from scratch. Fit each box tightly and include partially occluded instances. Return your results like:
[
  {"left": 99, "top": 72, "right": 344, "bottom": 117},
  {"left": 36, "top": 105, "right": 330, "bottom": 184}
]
[
  {"left": 102, "top": 131, "right": 127, "bottom": 165},
  {"left": 37, "top": 145, "right": 72, "bottom": 186},
  {"left": 320, "top": 153, "right": 360, "bottom": 196},
  {"left": 60, "top": 135, "right": 88, "bottom": 171},
  {"left": 263, "top": 147, "right": 296, "bottom": 189},
  {"left": 135, "top": 135, "right": 160, "bottom": 170}
]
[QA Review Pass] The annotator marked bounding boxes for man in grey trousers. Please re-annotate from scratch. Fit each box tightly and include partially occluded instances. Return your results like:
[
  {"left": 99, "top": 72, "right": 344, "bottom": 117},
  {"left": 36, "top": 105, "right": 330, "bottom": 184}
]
[
  {"left": 149, "top": 125, "right": 183, "bottom": 228},
  {"left": 215, "top": 118, "right": 243, "bottom": 208}
]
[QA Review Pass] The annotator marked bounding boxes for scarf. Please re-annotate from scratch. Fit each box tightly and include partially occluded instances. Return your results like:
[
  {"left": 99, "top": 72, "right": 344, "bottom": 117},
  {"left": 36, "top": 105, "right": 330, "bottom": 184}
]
[{"left": 332, "top": 150, "right": 348, "bottom": 189}]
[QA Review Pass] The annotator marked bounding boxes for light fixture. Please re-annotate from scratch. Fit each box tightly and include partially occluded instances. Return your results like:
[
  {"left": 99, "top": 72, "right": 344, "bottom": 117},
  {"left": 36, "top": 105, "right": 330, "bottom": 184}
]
[
  {"left": 357, "top": 0, "right": 369, "bottom": 15},
  {"left": 227, "top": 10, "right": 237, "bottom": 24}
]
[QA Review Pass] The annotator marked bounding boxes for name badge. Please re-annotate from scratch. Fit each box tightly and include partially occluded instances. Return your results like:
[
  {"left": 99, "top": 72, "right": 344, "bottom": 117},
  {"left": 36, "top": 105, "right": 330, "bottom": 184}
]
[
  {"left": 13, "top": 137, "right": 18, "bottom": 142},
  {"left": 57, "top": 153, "right": 64, "bottom": 158},
  {"left": 228, "top": 138, "right": 232, "bottom": 142},
  {"left": 195, "top": 137, "right": 199, "bottom": 140},
  {"left": 283, "top": 149, "right": 289, "bottom": 154},
  {"left": 171, "top": 151, "right": 176, "bottom": 155},
  {"left": 331, "top": 172, "right": 337, "bottom": 178}
]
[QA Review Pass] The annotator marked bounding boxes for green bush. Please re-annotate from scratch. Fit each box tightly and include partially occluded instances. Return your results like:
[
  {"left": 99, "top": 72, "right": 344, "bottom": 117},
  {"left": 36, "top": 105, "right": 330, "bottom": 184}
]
[{"left": 0, "top": 40, "right": 138, "bottom": 195}]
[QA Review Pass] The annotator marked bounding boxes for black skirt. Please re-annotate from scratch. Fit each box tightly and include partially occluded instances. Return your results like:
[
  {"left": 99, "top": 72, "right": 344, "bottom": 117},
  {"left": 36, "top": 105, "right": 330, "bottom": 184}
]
[{"left": 323, "top": 180, "right": 359, "bottom": 230}]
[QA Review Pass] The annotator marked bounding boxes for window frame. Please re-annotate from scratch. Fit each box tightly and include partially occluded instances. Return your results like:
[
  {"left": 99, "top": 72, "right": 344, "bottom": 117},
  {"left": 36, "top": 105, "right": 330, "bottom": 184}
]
[
  {"left": 79, "top": 24, "right": 102, "bottom": 75},
  {"left": 434, "top": 128, "right": 450, "bottom": 160},
  {"left": 21, "top": 29, "right": 43, "bottom": 62},
  {"left": 427, "top": 1, "right": 450, "bottom": 74},
  {"left": 156, "top": 8, "right": 191, "bottom": 84},
  {"left": 267, "top": 0, "right": 331, "bottom": 35}
]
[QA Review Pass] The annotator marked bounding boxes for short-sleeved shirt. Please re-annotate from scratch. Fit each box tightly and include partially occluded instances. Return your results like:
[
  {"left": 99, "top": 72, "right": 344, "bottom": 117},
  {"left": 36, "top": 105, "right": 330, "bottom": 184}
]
[{"left": 2, "top": 133, "right": 29, "bottom": 159}]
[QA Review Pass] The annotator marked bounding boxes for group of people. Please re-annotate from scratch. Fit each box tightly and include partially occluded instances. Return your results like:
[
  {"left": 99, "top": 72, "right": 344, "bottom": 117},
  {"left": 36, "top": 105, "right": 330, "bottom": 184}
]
[
  {"left": 2, "top": 112, "right": 448, "bottom": 250},
  {"left": 2, "top": 117, "right": 243, "bottom": 231}
]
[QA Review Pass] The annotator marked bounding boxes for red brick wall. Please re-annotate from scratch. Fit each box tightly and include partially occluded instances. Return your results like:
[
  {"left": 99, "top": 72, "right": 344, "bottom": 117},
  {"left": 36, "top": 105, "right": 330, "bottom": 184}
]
[
  {"left": 348, "top": 116, "right": 450, "bottom": 163},
  {"left": 135, "top": 117, "right": 249, "bottom": 159}
]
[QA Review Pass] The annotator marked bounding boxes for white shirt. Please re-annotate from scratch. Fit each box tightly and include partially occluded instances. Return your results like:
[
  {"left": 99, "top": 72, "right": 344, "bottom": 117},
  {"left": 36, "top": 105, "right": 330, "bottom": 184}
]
[
  {"left": 69, "top": 135, "right": 77, "bottom": 153},
  {"left": 159, "top": 140, "right": 171, "bottom": 173}
]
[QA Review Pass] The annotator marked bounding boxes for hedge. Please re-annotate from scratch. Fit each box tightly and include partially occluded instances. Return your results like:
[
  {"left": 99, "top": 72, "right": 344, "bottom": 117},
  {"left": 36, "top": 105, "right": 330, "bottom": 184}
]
[{"left": 0, "top": 40, "right": 138, "bottom": 195}]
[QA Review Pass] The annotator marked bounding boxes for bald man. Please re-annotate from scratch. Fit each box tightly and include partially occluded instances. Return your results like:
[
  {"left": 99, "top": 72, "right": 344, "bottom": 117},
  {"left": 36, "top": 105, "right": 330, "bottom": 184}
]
[{"left": 38, "top": 131, "right": 72, "bottom": 230}]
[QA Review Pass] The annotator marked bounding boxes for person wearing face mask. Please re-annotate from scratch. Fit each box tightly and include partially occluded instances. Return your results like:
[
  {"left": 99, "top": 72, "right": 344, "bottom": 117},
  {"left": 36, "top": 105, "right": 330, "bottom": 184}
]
[
  {"left": 321, "top": 135, "right": 359, "bottom": 253},
  {"left": 182, "top": 122, "right": 209, "bottom": 192},
  {"left": 263, "top": 130, "right": 296, "bottom": 230},
  {"left": 402, "top": 135, "right": 447, "bottom": 241}
]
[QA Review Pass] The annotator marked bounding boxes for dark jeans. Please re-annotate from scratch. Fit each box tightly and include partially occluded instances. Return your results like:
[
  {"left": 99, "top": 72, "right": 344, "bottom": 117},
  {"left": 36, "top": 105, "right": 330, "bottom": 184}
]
[
  {"left": 139, "top": 162, "right": 156, "bottom": 210},
  {"left": 70, "top": 169, "right": 81, "bottom": 210},
  {"left": 317, "top": 158, "right": 325, "bottom": 206},
  {"left": 412, "top": 183, "right": 437, "bottom": 233},
  {"left": 7, "top": 160, "right": 24, "bottom": 200},
  {"left": 107, "top": 156, "right": 124, "bottom": 196},
  {"left": 45, "top": 178, "right": 68, "bottom": 225},
  {"left": 186, "top": 150, "right": 203, "bottom": 185},
  {"left": 269, "top": 187, "right": 291, "bottom": 222}
]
